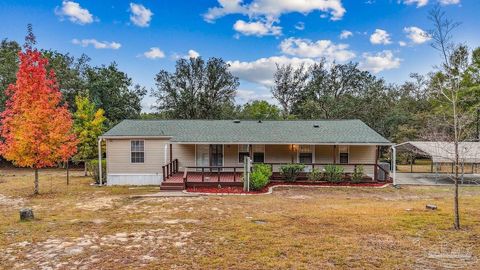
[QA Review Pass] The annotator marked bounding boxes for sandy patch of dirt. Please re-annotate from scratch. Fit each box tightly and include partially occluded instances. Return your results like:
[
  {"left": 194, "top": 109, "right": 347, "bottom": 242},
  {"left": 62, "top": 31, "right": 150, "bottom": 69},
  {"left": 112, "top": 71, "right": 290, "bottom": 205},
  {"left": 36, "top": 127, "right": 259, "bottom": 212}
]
[
  {"left": 287, "top": 195, "right": 312, "bottom": 200},
  {"left": 415, "top": 243, "right": 478, "bottom": 269},
  {"left": 0, "top": 194, "right": 25, "bottom": 208},
  {"left": 75, "top": 196, "right": 120, "bottom": 211},
  {"left": 1, "top": 229, "right": 199, "bottom": 269}
]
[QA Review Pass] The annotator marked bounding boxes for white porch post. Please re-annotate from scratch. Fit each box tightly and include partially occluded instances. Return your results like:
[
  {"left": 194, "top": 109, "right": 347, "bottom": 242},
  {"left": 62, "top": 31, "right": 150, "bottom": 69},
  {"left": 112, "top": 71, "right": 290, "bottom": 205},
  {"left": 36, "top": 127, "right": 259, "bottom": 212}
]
[
  {"left": 98, "top": 137, "right": 103, "bottom": 186},
  {"left": 391, "top": 145, "right": 396, "bottom": 186}
]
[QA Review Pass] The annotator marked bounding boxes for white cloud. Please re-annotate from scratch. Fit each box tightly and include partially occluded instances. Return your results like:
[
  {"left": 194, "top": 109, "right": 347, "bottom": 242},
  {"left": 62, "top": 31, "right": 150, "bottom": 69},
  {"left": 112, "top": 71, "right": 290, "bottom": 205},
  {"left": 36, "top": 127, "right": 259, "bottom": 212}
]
[
  {"left": 236, "top": 89, "right": 274, "bottom": 104},
  {"left": 143, "top": 47, "right": 165, "bottom": 59},
  {"left": 370, "top": 29, "right": 392, "bottom": 45},
  {"left": 280, "top": 38, "right": 355, "bottom": 62},
  {"left": 129, "top": 3, "right": 153, "bottom": 27},
  {"left": 295, "top": 22, "right": 305, "bottom": 31},
  {"left": 439, "top": 0, "right": 460, "bottom": 5},
  {"left": 170, "top": 50, "right": 201, "bottom": 60},
  {"left": 187, "top": 49, "right": 200, "bottom": 59},
  {"left": 404, "top": 26, "right": 431, "bottom": 44},
  {"left": 359, "top": 50, "right": 401, "bottom": 73},
  {"left": 228, "top": 56, "right": 316, "bottom": 86},
  {"left": 204, "top": 0, "right": 346, "bottom": 22},
  {"left": 55, "top": 1, "right": 94, "bottom": 25},
  {"left": 399, "top": 41, "right": 407, "bottom": 47},
  {"left": 402, "top": 0, "right": 429, "bottom": 7},
  {"left": 401, "top": 0, "right": 459, "bottom": 7},
  {"left": 339, "top": 30, "right": 353, "bottom": 39},
  {"left": 233, "top": 20, "right": 282, "bottom": 36},
  {"left": 72, "top": 39, "right": 121, "bottom": 49}
]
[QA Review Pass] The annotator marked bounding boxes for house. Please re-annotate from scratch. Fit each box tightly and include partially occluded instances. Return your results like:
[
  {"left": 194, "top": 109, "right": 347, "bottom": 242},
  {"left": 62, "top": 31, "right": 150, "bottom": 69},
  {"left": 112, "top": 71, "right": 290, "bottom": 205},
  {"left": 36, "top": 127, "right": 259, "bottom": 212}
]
[{"left": 99, "top": 119, "right": 392, "bottom": 189}]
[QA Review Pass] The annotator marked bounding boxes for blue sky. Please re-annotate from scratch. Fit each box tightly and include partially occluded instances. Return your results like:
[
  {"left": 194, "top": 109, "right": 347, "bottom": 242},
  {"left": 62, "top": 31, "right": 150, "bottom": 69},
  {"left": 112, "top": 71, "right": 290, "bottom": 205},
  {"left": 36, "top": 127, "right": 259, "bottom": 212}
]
[{"left": 0, "top": 0, "right": 479, "bottom": 112}]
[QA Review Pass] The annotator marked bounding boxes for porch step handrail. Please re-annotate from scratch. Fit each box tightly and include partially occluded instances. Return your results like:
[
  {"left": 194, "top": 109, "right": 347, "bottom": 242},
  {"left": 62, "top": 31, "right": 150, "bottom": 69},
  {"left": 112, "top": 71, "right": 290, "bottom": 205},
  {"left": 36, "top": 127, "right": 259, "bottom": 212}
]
[{"left": 162, "top": 159, "right": 179, "bottom": 181}]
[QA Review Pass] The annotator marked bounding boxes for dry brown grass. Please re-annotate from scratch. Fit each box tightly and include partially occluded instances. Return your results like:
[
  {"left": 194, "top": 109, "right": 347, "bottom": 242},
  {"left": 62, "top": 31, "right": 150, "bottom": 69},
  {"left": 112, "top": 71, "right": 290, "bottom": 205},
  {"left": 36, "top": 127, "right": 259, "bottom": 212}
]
[
  {"left": 397, "top": 160, "right": 479, "bottom": 174},
  {"left": 1, "top": 168, "right": 479, "bottom": 269}
]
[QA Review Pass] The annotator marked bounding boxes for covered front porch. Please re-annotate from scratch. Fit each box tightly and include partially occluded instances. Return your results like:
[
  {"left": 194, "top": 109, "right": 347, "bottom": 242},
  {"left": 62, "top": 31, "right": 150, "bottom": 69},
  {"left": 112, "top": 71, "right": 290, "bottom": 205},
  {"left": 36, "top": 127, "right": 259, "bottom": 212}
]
[{"left": 160, "top": 142, "right": 390, "bottom": 190}]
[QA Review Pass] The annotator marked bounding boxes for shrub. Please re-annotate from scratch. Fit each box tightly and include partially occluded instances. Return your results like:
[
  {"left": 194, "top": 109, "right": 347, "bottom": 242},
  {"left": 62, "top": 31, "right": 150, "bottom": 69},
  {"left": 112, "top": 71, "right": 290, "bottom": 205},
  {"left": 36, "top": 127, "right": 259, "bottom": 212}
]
[
  {"left": 250, "top": 164, "right": 272, "bottom": 190},
  {"left": 324, "top": 165, "right": 344, "bottom": 183},
  {"left": 280, "top": 164, "right": 305, "bottom": 182},
  {"left": 308, "top": 168, "right": 323, "bottom": 181},
  {"left": 86, "top": 159, "right": 106, "bottom": 184},
  {"left": 351, "top": 165, "right": 364, "bottom": 183}
]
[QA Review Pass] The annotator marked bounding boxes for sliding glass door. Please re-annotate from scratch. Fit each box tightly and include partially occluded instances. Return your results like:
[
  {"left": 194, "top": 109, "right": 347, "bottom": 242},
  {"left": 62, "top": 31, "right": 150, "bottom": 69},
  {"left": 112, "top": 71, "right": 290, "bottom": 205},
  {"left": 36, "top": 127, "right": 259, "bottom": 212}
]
[{"left": 210, "top": 144, "right": 223, "bottom": 167}]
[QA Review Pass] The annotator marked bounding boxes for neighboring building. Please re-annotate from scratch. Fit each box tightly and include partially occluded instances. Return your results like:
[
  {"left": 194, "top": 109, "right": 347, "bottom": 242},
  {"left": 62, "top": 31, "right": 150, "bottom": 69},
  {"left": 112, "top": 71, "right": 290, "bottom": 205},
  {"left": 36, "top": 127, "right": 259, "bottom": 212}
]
[
  {"left": 100, "top": 119, "right": 392, "bottom": 187},
  {"left": 396, "top": 141, "right": 480, "bottom": 164}
]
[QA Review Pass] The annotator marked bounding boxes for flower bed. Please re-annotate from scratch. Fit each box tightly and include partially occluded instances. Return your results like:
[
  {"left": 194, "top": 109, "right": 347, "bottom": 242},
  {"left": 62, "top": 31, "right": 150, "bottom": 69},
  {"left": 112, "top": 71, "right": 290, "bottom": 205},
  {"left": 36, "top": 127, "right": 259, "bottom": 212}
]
[{"left": 185, "top": 181, "right": 390, "bottom": 194}]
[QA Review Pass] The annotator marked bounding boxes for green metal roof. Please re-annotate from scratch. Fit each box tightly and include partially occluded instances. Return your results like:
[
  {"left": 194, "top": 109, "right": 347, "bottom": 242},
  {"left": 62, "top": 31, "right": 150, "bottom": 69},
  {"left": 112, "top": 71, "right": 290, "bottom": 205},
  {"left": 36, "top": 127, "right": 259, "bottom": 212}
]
[{"left": 102, "top": 119, "right": 391, "bottom": 145}]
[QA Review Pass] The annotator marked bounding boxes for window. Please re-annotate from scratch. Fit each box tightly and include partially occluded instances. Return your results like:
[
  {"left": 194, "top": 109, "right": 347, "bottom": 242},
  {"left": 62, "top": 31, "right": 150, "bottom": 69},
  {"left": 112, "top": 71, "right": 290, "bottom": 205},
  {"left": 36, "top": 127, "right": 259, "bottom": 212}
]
[
  {"left": 238, "top": 144, "right": 249, "bottom": 163},
  {"left": 299, "top": 145, "right": 313, "bottom": 164},
  {"left": 252, "top": 145, "right": 265, "bottom": 163},
  {"left": 131, "top": 140, "right": 144, "bottom": 163},
  {"left": 339, "top": 145, "right": 349, "bottom": 164}
]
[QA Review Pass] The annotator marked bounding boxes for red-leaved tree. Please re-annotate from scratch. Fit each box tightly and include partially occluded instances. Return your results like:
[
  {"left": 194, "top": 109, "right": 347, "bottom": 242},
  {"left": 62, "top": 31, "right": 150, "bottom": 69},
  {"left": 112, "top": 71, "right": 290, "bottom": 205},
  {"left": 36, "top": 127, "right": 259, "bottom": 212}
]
[{"left": 0, "top": 26, "right": 77, "bottom": 194}]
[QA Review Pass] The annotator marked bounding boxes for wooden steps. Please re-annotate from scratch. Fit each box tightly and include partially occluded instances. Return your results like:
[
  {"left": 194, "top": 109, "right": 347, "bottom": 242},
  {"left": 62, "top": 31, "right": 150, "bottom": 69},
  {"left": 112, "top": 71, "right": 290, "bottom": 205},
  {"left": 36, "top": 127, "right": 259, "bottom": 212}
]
[{"left": 160, "top": 181, "right": 185, "bottom": 192}]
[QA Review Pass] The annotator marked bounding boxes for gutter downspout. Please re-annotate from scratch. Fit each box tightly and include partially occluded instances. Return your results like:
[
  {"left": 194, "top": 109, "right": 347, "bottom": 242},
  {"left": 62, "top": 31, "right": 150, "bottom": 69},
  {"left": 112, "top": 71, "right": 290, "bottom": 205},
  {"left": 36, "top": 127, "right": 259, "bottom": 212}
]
[
  {"left": 391, "top": 145, "right": 397, "bottom": 187},
  {"left": 98, "top": 137, "right": 103, "bottom": 186}
]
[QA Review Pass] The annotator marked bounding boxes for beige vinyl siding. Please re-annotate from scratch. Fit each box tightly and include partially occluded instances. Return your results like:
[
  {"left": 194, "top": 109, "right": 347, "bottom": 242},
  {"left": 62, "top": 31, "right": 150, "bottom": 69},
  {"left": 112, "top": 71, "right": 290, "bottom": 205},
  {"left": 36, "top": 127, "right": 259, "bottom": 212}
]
[
  {"left": 313, "top": 145, "right": 334, "bottom": 171},
  {"left": 172, "top": 144, "right": 195, "bottom": 171},
  {"left": 315, "top": 145, "right": 334, "bottom": 163},
  {"left": 349, "top": 145, "right": 377, "bottom": 175},
  {"left": 265, "top": 144, "right": 292, "bottom": 163},
  {"left": 106, "top": 139, "right": 169, "bottom": 175},
  {"left": 224, "top": 144, "right": 239, "bottom": 166},
  {"left": 265, "top": 144, "right": 292, "bottom": 172},
  {"left": 349, "top": 146, "right": 376, "bottom": 163}
]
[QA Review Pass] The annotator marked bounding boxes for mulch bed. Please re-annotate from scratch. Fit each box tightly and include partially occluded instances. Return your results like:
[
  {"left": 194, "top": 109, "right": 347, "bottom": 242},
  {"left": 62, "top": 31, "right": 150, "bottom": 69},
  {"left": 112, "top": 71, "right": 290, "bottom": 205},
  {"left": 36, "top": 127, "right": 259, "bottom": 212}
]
[{"left": 186, "top": 181, "right": 390, "bottom": 194}]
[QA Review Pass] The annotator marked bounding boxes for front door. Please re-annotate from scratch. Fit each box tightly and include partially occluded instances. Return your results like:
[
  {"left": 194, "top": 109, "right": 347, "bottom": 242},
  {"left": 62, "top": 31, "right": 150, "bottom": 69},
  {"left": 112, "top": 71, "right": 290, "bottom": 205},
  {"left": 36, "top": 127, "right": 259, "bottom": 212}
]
[{"left": 210, "top": 144, "right": 223, "bottom": 168}]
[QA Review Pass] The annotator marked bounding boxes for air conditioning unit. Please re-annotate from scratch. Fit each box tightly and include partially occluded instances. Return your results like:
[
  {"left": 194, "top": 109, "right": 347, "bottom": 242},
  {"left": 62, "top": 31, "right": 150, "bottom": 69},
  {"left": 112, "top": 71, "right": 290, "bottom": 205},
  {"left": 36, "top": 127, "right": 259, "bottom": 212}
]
[{"left": 377, "top": 162, "right": 390, "bottom": 181}]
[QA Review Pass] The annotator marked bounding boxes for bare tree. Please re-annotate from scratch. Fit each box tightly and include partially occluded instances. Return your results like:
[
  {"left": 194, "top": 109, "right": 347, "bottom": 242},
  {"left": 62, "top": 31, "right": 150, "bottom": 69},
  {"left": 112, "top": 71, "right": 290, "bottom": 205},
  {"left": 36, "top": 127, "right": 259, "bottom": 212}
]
[
  {"left": 271, "top": 63, "right": 309, "bottom": 118},
  {"left": 427, "top": 6, "right": 470, "bottom": 230}
]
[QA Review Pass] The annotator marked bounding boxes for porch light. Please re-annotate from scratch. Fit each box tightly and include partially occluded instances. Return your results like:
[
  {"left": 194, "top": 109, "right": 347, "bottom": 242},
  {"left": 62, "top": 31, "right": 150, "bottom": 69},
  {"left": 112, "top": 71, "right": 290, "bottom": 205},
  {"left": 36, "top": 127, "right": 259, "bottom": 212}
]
[{"left": 291, "top": 144, "right": 298, "bottom": 152}]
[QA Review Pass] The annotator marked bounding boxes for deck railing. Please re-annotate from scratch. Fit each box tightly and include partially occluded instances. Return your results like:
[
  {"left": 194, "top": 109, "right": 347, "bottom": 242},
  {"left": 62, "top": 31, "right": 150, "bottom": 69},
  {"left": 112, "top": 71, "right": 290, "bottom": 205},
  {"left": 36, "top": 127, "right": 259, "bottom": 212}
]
[
  {"left": 179, "top": 162, "right": 390, "bottom": 184},
  {"left": 255, "top": 162, "right": 390, "bottom": 181},
  {"left": 183, "top": 166, "right": 244, "bottom": 184},
  {"left": 162, "top": 159, "right": 179, "bottom": 181}
]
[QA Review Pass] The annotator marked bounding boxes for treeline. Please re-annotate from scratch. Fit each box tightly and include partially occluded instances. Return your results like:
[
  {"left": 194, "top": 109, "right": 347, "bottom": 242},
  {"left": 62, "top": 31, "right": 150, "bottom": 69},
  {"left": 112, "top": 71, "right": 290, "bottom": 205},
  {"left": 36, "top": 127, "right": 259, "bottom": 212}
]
[
  {"left": 147, "top": 50, "right": 480, "bottom": 143},
  {"left": 1, "top": 31, "right": 479, "bottom": 145},
  {"left": 0, "top": 39, "right": 146, "bottom": 126}
]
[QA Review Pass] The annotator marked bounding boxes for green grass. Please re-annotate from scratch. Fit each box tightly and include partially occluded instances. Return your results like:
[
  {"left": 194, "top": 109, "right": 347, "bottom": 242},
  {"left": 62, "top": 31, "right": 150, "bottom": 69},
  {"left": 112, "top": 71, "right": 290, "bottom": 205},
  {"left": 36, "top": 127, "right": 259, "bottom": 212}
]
[{"left": 1, "top": 168, "right": 479, "bottom": 269}]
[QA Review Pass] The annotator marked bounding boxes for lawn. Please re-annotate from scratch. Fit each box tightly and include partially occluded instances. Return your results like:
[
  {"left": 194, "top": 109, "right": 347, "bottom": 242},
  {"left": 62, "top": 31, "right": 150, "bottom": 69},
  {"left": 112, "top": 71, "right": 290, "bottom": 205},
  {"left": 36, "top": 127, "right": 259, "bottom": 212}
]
[{"left": 1, "top": 169, "right": 479, "bottom": 269}]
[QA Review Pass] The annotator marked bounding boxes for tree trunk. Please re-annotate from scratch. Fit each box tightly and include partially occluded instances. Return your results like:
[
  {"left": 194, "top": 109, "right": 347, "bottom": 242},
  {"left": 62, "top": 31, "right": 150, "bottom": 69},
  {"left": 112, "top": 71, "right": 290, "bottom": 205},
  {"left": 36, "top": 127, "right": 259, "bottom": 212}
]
[
  {"left": 34, "top": 168, "right": 39, "bottom": 195},
  {"left": 454, "top": 143, "right": 460, "bottom": 230},
  {"left": 84, "top": 161, "right": 88, "bottom": 176},
  {"left": 453, "top": 102, "right": 460, "bottom": 230},
  {"left": 66, "top": 161, "right": 70, "bottom": 185}
]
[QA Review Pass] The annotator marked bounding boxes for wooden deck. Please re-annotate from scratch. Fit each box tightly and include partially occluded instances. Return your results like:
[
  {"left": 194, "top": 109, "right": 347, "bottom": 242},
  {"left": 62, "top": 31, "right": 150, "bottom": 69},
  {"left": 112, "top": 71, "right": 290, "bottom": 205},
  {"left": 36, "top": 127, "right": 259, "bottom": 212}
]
[
  {"left": 165, "top": 172, "right": 244, "bottom": 183},
  {"left": 159, "top": 161, "right": 389, "bottom": 191},
  {"left": 160, "top": 171, "right": 244, "bottom": 191}
]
